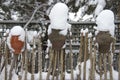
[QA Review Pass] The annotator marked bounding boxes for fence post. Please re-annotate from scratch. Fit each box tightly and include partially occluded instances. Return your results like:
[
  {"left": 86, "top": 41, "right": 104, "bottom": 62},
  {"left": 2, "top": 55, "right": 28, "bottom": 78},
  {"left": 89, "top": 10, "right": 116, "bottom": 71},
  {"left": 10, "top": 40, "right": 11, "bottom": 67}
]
[
  {"left": 46, "top": 48, "right": 54, "bottom": 80},
  {"left": 77, "top": 32, "right": 84, "bottom": 80},
  {"left": 56, "top": 51, "right": 60, "bottom": 80},
  {"left": 83, "top": 32, "right": 88, "bottom": 80},
  {"left": 24, "top": 30, "right": 28, "bottom": 80},
  {"left": 108, "top": 52, "right": 113, "bottom": 80},
  {"left": 68, "top": 30, "right": 74, "bottom": 80},
  {"left": 38, "top": 35, "right": 42, "bottom": 80},
  {"left": 18, "top": 54, "right": 22, "bottom": 80},
  {"left": 60, "top": 49, "right": 65, "bottom": 80},
  {"left": 89, "top": 34, "right": 93, "bottom": 80},
  {"left": 52, "top": 51, "right": 57, "bottom": 80},
  {"left": 9, "top": 54, "right": 18, "bottom": 80},
  {"left": 92, "top": 40, "right": 96, "bottom": 80},
  {"left": 118, "top": 50, "right": 120, "bottom": 80},
  {"left": 99, "top": 53, "right": 103, "bottom": 80},
  {"left": 5, "top": 40, "right": 8, "bottom": 80},
  {"left": 31, "top": 38, "right": 35, "bottom": 80},
  {"left": 103, "top": 54, "right": 107, "bottom": 80}
]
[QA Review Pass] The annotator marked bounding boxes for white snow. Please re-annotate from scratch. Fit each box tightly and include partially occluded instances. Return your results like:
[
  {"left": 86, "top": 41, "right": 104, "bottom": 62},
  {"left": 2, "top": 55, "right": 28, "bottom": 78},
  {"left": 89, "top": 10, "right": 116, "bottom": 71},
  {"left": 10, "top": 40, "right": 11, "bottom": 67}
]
[
  {"left": 96, "top": 9, "right": 115, "bottom": 36},
  {"left": 82, "top": 14, "right": 94, "bottom": 21},
  {"left": 70, "top": 5, "right": 88, "bottom": 21},
  {"left": 1, "top": 1, "right": 118, "bottom": 80},
  {"left": 9, "top": 26, "right": 25, "bottom": 41},
  {"left": 2, "top": 0, "right": 11, "bottom": 6},
  {"left": 88, "top": 32, "right": 92, "bottom": 38},
  {"left": 48, "top": 2, "right": 71, "bottom": 35},
  {"left": 80, "top": 28, "right": 89, "bottom": 36},
  {"left": 45, "top": 54, "right": 49, "bottom": 59},
  {"left": 1, "top": 59, "right": 118, "bottom": 80},
  {"left": 33, "top": 31, "right": 38, "bottom": 37},
  {"left": 75, "top": 59, "right": 118, "bottom": 80},
  {"left": 94, "top": 0, "right": 106, "bottom": 17},
  {"left": 7, "top": 26, "right": 25, "bottom": 52},
  {"left": 68, "top": 12, "right": 76, "bottom": 21},
  {"left": 27, "top": 30, "right": 38, "bottom": 44},
  {"left": 11, "top": 11, "right": 20, "bottom": 20},
  {"left": 68, "top": 0, "right": 106, "bottom": 21}
]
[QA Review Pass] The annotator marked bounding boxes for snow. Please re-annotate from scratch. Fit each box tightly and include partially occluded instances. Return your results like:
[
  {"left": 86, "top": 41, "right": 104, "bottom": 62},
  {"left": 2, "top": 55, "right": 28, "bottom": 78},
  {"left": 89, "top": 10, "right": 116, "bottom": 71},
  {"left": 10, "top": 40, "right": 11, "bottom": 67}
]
[
  {"left": 48, "top": 2, "right": 71, "bottom": 35},
  {"left": 7, "top": 26, "right": 25, "bottom": 52},
  {"left": 45, "top": 54, "right": 49, "bottom": 59},
  {"left": 88, "top": 32, "right": 92, "bottom": 38},
  {"left": 96, "top": 9, "right": 115, "bottom": 36},
  {"left": 27, "top": 30, "right": 38, "bottom": 44},
  {"left": 2, "top": 0, "right": 11, "bottom": 6},
  {"left": 88, "top": 0, "right": 98, "bottom": 5},
  {"left": 94, "top": 0, "right": 106, "bottom": 17},
  {"left": 9, "top": 26, "right": 25, "bottom": 41},
  {"left": 46, "top": 39, "right": 52, "bottom": 53},
  {"left": 82, "top": 14, "right": 94, "bottom": 21},
  {"left": 1, "top": 59, "right": 118, "bottom": 80},
  {"left": 11, "top": 11, "right": 20, "bottom": 20},
  {"left": 70, "top": 5, "right": 88, "bottom": 21},
  {"left": 75, "top": 59, "right": 119, "bottom": 80},
  {"left": 80, "top": 28, "right": 89, "bottom": 36},
  {"left": 48, "top": 0, "right": 54, "bottom": 5},
  {"left": 0, "top": 8, "right": 5, "bottom": 20},
  {"left": 0, "top": 1, "right": 118, "bottom": 80},
  {"left": 49, "top": 2, "right": 68, "bottom": 29},
  {"left": 68, "top": 0, "right": 106, "bottom": 21}
]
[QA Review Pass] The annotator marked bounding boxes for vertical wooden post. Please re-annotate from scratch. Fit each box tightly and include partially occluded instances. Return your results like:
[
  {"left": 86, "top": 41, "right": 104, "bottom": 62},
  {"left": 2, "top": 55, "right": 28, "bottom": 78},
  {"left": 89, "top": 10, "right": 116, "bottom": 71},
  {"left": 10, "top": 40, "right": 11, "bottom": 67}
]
[
  {"left": 9, "top": 54, "right": 18, "bottom": 80},
  {"left": 99, "top": 53, "right": 103, "bottom": 80},
  {"left": 83, "top": 32, "right": 88, "bottom": 80},
  {"left": 92, "top": 40, "right": 96, "bottom": 80},
  {"left": 60, "top": 49, "right": 65, "bottom": 80},
  {"left": 108, "top": 52, "right": 113, "bottom": 80},
  {"left": 38, "top": 35, "right": 42, "bottom": 80},
  {"left": 0, "top": 45, "right": 1, "bottom": 74},
  {"left": 5, "top": 41, "right": 8, "bottom": 80},
  {"left": 68, "top": 30, "right": 74, "bottom": 80},
  {"left": 77, "top": 32, "right": 83, "bottom": 80},
  {"left": 0, "top": 41, "right": 1, "bottom": 72},
  {"left": 118, "top": 50, "right": 120, "bottom": 80},
  {"left": 24, "top": 30, "right": 28, "bottom": 80},
  {"left": 56, "top": 51, "right": 60, "bottom": 80},
  {"left": 18, "top": 54, "right": 22, "bottom": 80},
  {"left": 103, "top": 54, "right": 107, "bottom": 80},
  {"left": 52, "top": 51, "right": 57, "bottom": 80},
  {"left": 89, "top": 35, "right": 93, "bottom": 80},
  {"left": 31, "top": 38, "right": 35, "bottom": 80},
  {"left": 46, "top": 48, "right": 54, "bottom": 80}
]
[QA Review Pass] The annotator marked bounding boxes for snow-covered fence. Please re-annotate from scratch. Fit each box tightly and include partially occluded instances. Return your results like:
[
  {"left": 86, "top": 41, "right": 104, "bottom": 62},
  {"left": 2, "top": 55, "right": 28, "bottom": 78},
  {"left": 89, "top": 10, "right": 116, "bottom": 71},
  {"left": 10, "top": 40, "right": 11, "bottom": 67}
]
[
  {"left": 0, "top": 20, "right": 120, "bottom": 80},
  {"left": 66, "top": 20, "right": 120, "bottom": 53}
]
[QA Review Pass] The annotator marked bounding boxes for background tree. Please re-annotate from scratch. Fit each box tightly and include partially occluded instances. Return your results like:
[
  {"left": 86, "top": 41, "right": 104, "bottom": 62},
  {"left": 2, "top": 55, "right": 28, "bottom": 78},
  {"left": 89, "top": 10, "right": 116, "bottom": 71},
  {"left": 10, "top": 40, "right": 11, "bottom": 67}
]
[{"left": 0, "top": 0, "right": 120, "bottom": 20}]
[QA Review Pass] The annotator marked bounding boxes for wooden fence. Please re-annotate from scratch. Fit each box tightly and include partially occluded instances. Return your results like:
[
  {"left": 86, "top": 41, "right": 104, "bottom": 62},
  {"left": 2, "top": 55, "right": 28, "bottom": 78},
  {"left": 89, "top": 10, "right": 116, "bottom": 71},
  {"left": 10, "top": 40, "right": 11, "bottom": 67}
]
[{"left": 0, "top": 20, "right": 120, "bottom": 80}]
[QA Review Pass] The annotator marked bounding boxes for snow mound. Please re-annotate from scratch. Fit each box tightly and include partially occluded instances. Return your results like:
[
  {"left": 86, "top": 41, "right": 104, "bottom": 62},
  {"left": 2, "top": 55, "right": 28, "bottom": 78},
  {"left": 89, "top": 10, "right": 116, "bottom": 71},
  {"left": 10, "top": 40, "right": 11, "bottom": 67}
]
[
  {"left": 48, "top": 2, "right": 71, "bottom": 30},
  {"left": 96, "top": 10, "right": 115, "bottom": 36},
  {"left": 10, "top": 26, "right": 25, "bottom": 41},
  {"left": 7, "top": 26, "right": 25, "bottom": 52}
]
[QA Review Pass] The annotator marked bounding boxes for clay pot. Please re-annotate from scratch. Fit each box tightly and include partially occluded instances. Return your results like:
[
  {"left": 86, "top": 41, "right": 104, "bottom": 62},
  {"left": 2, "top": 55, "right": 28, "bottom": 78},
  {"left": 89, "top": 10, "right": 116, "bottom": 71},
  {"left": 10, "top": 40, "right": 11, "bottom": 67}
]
[
  {"left": 96, "top": 31, "right": 114, "bottom": 53},
  {"left": 48, "top": 29, "right": 66, "bottom": 50},
  {"left": 10, "top": 35, "right": 24, "bottom": 54}
]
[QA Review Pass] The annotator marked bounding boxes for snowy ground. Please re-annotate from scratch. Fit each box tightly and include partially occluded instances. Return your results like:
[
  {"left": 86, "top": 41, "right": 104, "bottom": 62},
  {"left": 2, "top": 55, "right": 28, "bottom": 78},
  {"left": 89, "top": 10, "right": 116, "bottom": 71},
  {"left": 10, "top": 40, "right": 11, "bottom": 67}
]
[{"left": 0, "top": 59, "right": 119, "bottom": 80}]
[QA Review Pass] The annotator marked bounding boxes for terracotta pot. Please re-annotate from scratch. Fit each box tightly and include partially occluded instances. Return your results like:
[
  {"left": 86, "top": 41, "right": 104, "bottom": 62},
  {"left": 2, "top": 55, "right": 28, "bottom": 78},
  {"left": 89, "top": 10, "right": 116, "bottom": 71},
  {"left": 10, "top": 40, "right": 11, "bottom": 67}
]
[
  {"left": 48, "top": 29, "right": 66, "bottom": 50},
  {"left": 10, "top": 35, "right": 24, "bottom": 54}
]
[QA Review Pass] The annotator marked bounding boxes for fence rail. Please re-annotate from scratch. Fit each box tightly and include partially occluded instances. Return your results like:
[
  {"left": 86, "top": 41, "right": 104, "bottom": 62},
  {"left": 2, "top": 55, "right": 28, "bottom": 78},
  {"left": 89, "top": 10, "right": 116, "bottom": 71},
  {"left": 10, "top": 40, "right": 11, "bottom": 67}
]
[{"left": 0, "top": 20, "right": 120, "bottom": 52}]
